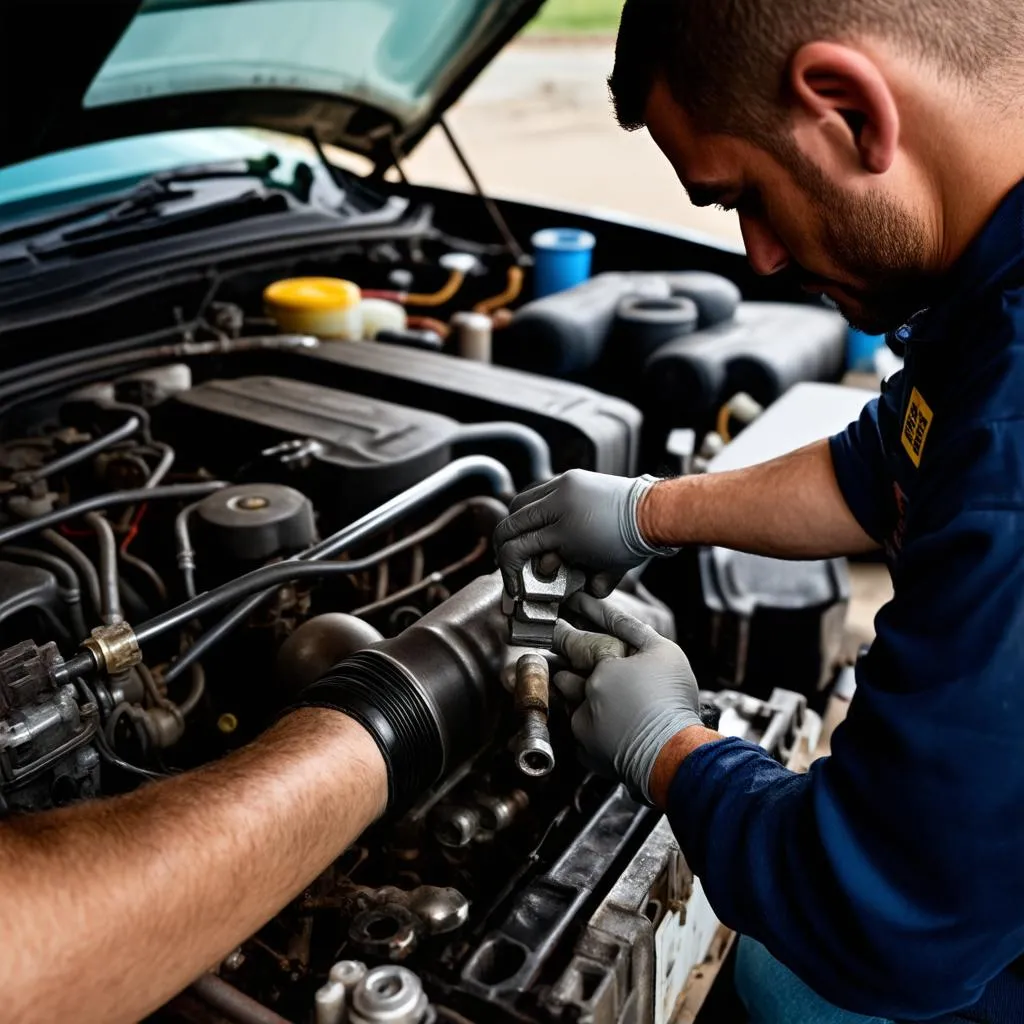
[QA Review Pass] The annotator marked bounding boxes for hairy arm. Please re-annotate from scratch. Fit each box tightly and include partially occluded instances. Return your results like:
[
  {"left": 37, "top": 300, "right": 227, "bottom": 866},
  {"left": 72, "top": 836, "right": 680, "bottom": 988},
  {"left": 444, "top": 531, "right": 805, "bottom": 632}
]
[
  {"left": 0, "top": 707, "right": 386, "bottom": 1024},
  {"left": 639, "top": 439, "right": 879, "bottom": 558}
]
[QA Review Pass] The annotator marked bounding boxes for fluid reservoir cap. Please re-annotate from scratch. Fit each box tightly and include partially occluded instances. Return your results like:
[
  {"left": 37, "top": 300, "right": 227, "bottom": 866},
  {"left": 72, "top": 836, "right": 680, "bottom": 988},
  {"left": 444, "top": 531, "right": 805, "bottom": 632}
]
[
  {"left": 264, "top": 278, "right": 363, "bottom": 340},
  {"left": 195, "top": 483, "right": 316, "bottom": 561},
  {"left": 264, "top": 277, "right": 361, "bottom": 312}
]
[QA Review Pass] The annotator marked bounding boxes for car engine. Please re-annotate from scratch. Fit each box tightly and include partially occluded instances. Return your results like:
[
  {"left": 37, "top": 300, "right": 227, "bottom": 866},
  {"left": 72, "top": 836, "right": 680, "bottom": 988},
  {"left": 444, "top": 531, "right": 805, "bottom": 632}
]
[{"left": 0, "top": 185, "right": 833, "bottom": 1023}]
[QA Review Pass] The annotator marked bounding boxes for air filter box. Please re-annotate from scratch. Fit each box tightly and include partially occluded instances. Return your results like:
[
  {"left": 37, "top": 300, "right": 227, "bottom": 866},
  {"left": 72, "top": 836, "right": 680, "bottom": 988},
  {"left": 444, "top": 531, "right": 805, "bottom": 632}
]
[{"left": 168, "top": 376, "right": 460, "bottom": 522}]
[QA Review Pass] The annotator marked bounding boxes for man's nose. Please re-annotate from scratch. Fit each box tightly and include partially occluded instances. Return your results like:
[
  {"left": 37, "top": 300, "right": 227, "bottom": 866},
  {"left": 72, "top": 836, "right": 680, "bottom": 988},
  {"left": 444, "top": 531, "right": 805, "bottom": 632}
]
[{"left": 740, "top": 214, "right": 790, "bottom": 276}]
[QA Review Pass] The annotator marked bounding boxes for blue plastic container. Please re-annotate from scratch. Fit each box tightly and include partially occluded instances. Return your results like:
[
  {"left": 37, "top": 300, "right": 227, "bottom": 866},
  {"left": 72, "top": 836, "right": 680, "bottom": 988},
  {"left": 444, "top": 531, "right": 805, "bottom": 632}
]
[
  {"left": 846, "top": 327, "right": 886, "bottom": 371},
  {"left": 532, "top": 227, "right": 596, "bottom": 298}
]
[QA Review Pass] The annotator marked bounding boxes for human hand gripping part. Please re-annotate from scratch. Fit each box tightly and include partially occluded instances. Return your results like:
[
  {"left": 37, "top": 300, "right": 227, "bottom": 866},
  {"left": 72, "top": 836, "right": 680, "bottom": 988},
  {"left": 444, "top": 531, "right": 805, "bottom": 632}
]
[
  {"left": 492, "top": 469, "right": 679, "bottom": 599},
  {"left": 551, "top": 592, "right": 720, "bottom": 805}
]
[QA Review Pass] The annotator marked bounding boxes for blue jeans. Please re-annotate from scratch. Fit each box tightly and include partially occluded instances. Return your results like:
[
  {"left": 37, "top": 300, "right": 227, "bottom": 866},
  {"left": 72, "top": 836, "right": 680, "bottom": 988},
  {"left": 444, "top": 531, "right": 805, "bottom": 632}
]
[{"left": 735, "top": 936, "right": 893, "bottom": 1024}]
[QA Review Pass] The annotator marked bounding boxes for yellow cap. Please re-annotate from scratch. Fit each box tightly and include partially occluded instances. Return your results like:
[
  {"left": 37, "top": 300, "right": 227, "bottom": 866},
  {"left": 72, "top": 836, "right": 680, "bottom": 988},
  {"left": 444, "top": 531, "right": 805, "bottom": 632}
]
[{"left": 264, "top": 277, "right": 361, "bottom": 313}]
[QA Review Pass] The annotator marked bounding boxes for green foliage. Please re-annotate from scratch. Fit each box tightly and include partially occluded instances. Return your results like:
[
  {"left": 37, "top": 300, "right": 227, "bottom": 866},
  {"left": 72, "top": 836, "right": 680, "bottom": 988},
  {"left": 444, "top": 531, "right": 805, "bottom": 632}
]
[{"left": 528, "top": 0, "right": 623, "bottom": 34}]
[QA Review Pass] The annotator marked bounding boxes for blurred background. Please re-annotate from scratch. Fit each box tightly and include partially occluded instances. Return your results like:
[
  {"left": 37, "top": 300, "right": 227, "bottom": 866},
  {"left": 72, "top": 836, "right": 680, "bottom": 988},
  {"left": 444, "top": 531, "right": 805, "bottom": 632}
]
[{"left": 404, "top": 0, "right": 745, "bottom": 246}]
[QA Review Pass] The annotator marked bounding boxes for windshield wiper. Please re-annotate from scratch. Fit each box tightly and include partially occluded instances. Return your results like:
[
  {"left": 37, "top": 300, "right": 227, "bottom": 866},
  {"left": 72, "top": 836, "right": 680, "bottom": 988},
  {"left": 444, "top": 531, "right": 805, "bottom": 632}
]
[
  {"left": 0, "top": 161, "right": 296, "bottom": 271},
  {"left": 0, "top": 155, "right": 283, "bottom": 247}
]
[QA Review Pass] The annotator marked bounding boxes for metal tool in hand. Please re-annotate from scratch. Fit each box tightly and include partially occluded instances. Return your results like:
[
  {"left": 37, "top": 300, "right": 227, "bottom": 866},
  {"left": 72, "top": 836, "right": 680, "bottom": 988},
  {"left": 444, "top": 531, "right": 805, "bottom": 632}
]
[{"left": 503, "top": 555, "right": 583, "bottom": 649}]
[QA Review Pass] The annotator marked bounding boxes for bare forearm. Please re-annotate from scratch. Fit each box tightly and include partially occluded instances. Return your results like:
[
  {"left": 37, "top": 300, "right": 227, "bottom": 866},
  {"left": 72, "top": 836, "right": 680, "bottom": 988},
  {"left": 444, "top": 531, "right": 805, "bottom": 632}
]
[
  {"left": 0, "top": 707, "right": 386, "bottom": 1024},
  {"left": 638, "top": 440, "right": 878, "bottom": 558}
]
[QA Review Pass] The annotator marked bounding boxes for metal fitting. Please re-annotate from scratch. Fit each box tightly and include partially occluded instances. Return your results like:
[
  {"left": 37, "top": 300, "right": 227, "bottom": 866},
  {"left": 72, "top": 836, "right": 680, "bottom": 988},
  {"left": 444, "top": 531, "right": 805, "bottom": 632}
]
[
  {"left": 431, "top": 804, "right": 480, "bottom": 848},
  {"left": 349, "top": 965, "right": 430, "bottom": 1024},
  {"left": 141, "top": 705, "right": 186, "bottom": 749},
  {"left": 506, "top": 559, "right": 578, "bottom": 649},
  {"left": 80, "top": 622, "right": 141, "bottom": 677},
  {"left": 513, "top": 653, "right": 554, "bottom": 777},
  {"left": 329, "top": 960, "right": 368, "bottom": 991},
  {"left": 315, "top": 980, "right": 346, "bottom": 1024},
  {"left": 474, "top": 789, "right": 529, "bottom": 833}
]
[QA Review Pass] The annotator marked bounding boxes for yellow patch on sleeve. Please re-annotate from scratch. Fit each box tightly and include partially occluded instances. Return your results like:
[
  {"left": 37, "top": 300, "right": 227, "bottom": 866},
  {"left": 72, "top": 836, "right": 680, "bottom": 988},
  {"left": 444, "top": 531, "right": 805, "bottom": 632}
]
[{"left": 901, "top": 387, "right": 934, "bottom": 467}]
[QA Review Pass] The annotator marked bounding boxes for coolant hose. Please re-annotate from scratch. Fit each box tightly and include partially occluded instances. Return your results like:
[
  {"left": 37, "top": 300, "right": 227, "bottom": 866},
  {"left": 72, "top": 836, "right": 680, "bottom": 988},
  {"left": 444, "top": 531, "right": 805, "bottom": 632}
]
[
  {"left": 453, "top": 421, "right": 553, "bottom": 482},
  {"left": 293, "top": 573, "right": 508, "bottom": 811},
  {"left": 362, "top": 269, "right": 466, "bottom": 308},
  {"left": 474, "top": 265, "right": 524, "bottom": 315}
]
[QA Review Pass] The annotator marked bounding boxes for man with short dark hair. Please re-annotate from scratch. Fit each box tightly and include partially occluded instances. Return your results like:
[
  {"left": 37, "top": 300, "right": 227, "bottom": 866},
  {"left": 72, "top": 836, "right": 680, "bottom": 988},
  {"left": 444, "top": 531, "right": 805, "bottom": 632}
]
[{"left": 494, "top": 2, "right": 1024, "bottom": 1021}]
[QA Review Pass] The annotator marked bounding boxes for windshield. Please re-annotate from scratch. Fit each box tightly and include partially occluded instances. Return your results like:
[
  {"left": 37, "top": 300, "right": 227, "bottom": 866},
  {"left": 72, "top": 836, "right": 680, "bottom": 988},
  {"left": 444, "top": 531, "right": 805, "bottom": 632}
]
[{"left": 85, "top": 0, "right": 520, "bottom": 123}]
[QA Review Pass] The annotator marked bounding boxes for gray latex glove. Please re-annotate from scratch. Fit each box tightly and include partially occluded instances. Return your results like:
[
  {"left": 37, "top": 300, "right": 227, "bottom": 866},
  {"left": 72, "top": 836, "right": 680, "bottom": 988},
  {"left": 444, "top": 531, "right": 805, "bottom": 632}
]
[
  {"left": 493, "top": 469, "right": 677, "bottom": 599},
  {"left": 552, "top": 592, "right": 702, "bottom": 804}
]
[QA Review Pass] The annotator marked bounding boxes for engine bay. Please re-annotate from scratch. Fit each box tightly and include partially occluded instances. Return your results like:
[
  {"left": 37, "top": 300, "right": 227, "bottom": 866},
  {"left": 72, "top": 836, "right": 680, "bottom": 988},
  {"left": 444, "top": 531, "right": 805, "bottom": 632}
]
[{"left": 0, "top": 177, "right": 838, "bottom": 1024}]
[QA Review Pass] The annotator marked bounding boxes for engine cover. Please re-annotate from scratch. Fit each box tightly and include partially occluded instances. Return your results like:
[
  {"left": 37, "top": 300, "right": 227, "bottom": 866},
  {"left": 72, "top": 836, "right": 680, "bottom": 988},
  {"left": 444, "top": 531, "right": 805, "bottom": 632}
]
[
  {"left": 168, "top": 376, "right": 460, "bottom": 522},
  {"left": 261, "top": 342, "right": 643, "bottom": 477}
]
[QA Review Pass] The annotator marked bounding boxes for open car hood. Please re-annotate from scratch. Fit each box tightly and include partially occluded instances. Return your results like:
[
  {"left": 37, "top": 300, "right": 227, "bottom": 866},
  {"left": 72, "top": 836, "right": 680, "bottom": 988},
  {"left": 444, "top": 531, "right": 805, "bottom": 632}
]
[{"left": 0, "top": 0, "right": 545, "bottom": 172}]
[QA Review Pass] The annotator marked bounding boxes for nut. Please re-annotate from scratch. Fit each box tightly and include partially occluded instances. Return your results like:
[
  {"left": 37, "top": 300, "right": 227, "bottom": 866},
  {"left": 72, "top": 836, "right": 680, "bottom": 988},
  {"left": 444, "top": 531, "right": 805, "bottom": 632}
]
[{"left": 81, "top": 622, "right": 140, "bottom": 676}]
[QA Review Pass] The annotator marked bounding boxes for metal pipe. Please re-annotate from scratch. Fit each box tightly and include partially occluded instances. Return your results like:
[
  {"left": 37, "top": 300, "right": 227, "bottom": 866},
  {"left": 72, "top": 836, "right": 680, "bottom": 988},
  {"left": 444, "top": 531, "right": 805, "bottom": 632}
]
[
  {"left": 0, "top": 546, "right": 87, "bottom": 639},
  {"left": 119, "top": 549, "right": 168, "bottom": 602},
  {"left": 22, "top": 416, "right": 140, "bottom": 484},
  {"left": 174, "top": 501, "right": 203, "bottom": 599},
  {"left": 189, "top": 973, "right": 295, "bottom": 1024},
  {"left": 0, "top": 481, "right": 229, "bottom": 548},
  {"left": 0, "top": 322, "right": 195, "bottom": 388},
  {"left": 350, "top": 537, "right": 489, "bottom": 617},
  {"left": 303, "top": 456, "right": 514, "bottom": 562},
  {"left": 145, "top": 442, "right": 176, "bottom": 487},
  {"left": 513, "top": 653, "right": 554, "bottom": 778},
  {"left": 84, "top": 513, "right": 123, "bottom": 625},
  {"left": 162, "top": 457, "right": 513, "bottom": 684},
  {"left": 453, "top": 422, "right": 553, "bottom": 483},
  {"left": 0, "top": 335, "right": 319, "bottom": 412},
  {"left": 137, "top": 552, "right": 478, "bottom": 645},
  {"left": 42, "top": 530, "right": 102, "bottom": 620}
]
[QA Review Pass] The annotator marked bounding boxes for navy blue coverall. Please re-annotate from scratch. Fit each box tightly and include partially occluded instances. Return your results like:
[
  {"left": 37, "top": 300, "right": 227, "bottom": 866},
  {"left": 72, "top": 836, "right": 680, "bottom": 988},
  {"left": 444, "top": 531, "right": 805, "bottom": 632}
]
[{"left": 667, "top": 180, "right": 1024, "bottom": 1023}]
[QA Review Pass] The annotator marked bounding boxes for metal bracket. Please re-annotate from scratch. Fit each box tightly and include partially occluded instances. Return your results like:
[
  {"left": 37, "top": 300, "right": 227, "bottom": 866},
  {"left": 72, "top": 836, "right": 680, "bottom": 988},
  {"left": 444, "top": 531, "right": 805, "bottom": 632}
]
[{"left": 504, "top": 560, "right": 583, "bottom": 649}]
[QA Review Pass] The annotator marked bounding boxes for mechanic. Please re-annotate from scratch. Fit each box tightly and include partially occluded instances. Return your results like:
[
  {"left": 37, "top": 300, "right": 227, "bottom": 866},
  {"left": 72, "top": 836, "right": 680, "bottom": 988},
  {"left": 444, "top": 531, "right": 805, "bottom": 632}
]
[
  {"left": 0, "top": 706, "right": 390, "bottom": 1023},
  {"left": 494, "top": 2, "right": 1024, "bottom": 1023}
]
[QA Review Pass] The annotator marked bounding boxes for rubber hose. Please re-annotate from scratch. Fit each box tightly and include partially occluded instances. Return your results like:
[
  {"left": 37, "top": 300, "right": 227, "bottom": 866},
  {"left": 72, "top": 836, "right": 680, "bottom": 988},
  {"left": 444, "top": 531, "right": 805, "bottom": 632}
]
[{"left": 85, "top": 512, "right": 123, "bottom": 625}]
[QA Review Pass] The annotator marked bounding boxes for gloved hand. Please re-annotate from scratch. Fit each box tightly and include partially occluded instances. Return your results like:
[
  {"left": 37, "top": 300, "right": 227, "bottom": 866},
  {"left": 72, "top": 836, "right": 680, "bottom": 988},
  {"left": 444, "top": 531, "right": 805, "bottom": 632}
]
[
  {"left": 552, "top": 592, "right": 702, "bottom": 804},
  {"left": 493, "top": 469, "right": 677, "bottom": 599}
]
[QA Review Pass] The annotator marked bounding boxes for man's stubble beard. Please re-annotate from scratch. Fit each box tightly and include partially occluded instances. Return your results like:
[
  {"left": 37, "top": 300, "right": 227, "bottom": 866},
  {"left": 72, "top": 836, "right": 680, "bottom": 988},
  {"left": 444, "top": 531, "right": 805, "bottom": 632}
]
[{"left": 779, "top": 141, "right": 937, "bottom": 333}]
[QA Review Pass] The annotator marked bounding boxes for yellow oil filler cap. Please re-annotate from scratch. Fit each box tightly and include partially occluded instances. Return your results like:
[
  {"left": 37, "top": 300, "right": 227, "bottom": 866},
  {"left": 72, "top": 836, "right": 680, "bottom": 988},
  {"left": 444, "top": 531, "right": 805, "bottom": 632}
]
[{"left": 263, "top": 277, "right": 363, "bottom": 340}]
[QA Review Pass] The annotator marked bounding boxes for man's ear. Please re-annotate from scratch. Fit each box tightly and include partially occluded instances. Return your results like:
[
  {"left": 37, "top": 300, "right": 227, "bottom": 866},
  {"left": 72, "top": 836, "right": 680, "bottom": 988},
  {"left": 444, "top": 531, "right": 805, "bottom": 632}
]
[{"left": 789, "top": 41, "right": 899, "bottom": 175}]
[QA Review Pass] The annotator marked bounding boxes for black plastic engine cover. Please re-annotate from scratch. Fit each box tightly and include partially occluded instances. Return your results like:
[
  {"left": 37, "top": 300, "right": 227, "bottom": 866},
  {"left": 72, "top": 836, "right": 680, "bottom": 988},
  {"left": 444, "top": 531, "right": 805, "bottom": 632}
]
[
  {"left": 260, "top": 342, "right": 642, "bottom": 477},
  {"left": 169, "top": 376, "right": 460, "bottom": 521}
]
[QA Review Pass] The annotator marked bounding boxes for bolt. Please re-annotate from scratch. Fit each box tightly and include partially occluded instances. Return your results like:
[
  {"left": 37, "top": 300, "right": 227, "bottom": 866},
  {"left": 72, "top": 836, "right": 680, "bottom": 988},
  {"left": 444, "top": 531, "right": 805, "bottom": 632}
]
[
  {"left": 222, "top": 949, "right": 246, "bottom": 971},
  {"left": 217, "top": 713, "right": 238, "bottom": 734}
]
